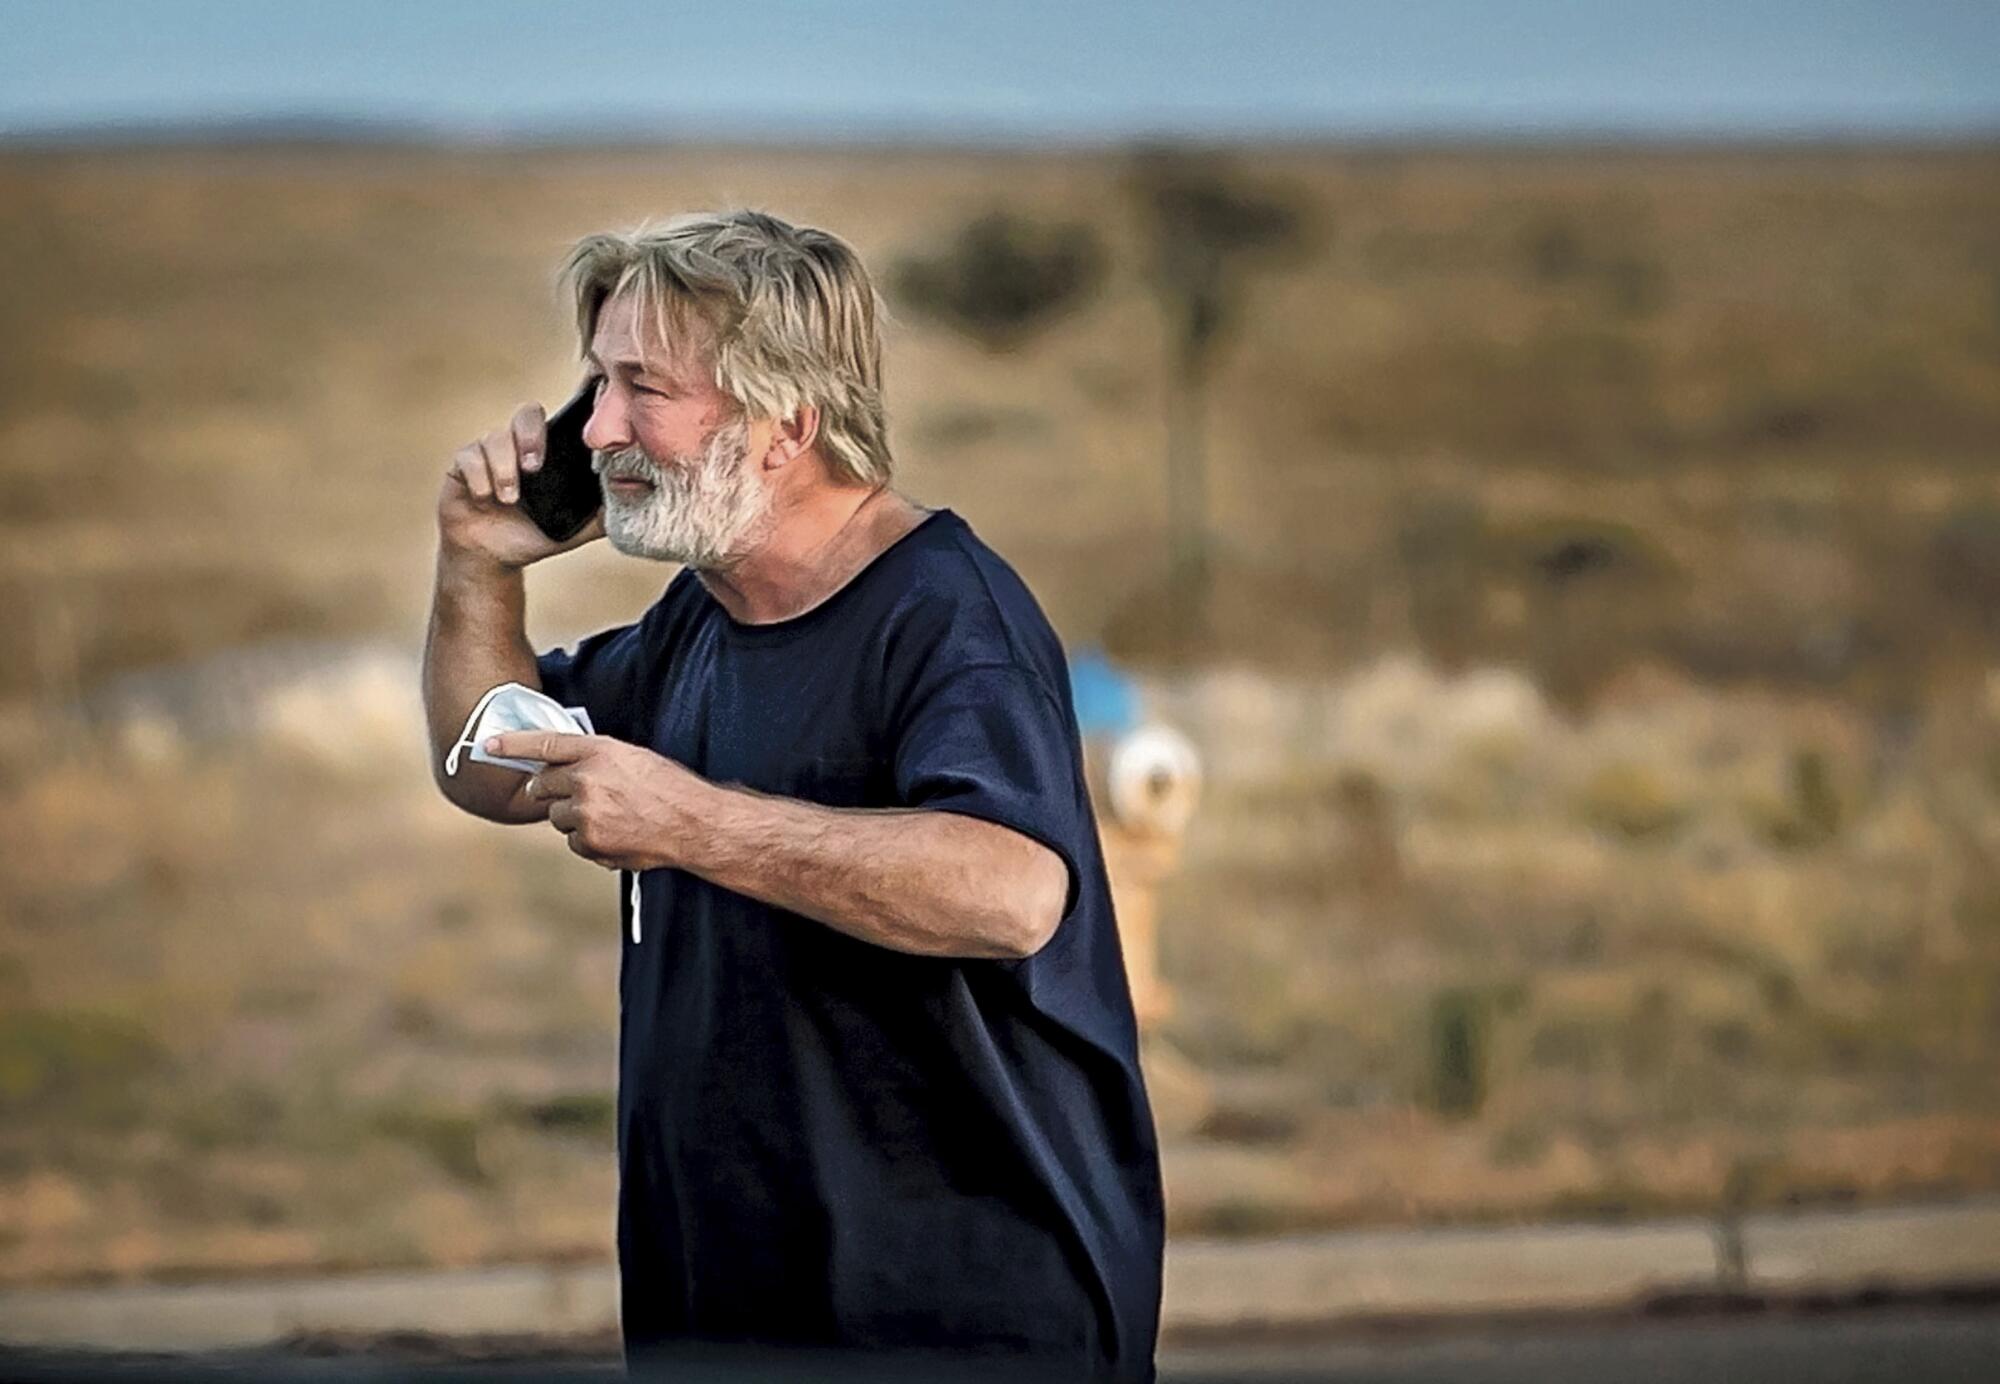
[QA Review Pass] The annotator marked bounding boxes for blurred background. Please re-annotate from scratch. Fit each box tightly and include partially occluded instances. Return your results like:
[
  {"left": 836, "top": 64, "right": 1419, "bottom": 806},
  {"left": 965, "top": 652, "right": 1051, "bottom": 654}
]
[{"left": 2, "top": 0, "right": 1999, "bottom": 1358}]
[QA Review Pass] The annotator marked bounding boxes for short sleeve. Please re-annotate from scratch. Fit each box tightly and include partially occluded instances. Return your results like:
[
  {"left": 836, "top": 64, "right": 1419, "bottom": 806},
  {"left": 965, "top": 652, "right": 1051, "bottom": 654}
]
[
  {"left": 534, "top": 622, "right": 645, "bottom": 745},
  {"left": 892, "top": 662, "right": 1087, "bottom": 923}
]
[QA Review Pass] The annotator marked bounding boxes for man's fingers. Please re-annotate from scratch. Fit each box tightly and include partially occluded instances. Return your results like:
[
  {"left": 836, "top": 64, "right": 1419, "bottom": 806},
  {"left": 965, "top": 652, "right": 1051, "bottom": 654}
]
[
  {"left": 565, "top": 831, "right": 614, "bottom": 867},
  {"left": 512, "top": 402, "right": 548, "bottom": 474},
  {"left": 453, "top": 443, "right": 494, "bottom": 500},
  {"left": 480, "top": 429, "right": 520, "bottom": 504},
  {"left": 486, "top": 731, "right": 595, "bottom": 764},
  {"left": 524, "top": 766, "right": 577, "bottom": 801},
  {"left": 549, "top": 806, "right": 613, "bottom": 867},
  {"left": 449, "top": 403, "right": 545, "bottom": 505}
]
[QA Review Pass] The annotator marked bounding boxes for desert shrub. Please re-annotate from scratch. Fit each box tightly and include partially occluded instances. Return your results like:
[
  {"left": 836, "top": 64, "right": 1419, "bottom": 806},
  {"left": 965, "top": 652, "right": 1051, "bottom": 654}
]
[
  {"left": 1619, "top": 986, "right": 1678, "bottom": 1082},
  {"left": 1524, "top": 216, "right": 1586, "bottom": 283},
  {"left": 1520, "top": 212, "right": 1670, "bottom": 317},
  {"left": 512, "top": 1090, "right": 615, "bottom": 1138},
  {"left": 1530, "top": 1012, "right": 1611, "bottom": 1074},
  {"left": 1494, "top": 515, "right": 1682, "bottom": 707},
  {"left": 889, "top": 212, "right": 1106, "bottom": 351},
  {"left": 168, "top": 1083, "right": 287, "bottom": 1153},
  {"left": 1396, "top": 495, "right": 1490, "bottom": 667},
  {"left": 1788, "top": 747, "right": 1844, "bottom": 844},
  {"left": 1425, "top": 988, "right": 1488, "bottom": 1119},
  {"left": 1929, "top": 503, "right": 2000, "bottom": 642},
  {"left": 0, "top": 1011, "right": 167, "bottom": 1124},
  {"left": 1576, "top": 761, "right": 1690, "bottom": 842},
  {"left": 370, "top": 1102, "right": 487, "bottom": 1185},
  {"left": 1499, "top": 516, "right": 1676, "bottom": 591},
  {"left": 1487, "top": 1120, "right": 1553, "bottom": 1168},
  {"left": 1740, "top": 746, "right": 1850, "bottom": 851}
]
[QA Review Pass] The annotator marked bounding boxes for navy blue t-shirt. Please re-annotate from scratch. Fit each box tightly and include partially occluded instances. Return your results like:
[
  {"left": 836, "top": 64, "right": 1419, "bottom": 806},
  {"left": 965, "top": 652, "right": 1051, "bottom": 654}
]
[{"left": 534, "top": 508, "right": 1163, "bottom": 1381}]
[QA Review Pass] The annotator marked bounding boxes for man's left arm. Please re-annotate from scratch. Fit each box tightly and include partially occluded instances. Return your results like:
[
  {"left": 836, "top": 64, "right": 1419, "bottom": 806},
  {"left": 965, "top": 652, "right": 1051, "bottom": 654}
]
[{"left": 483, "top": 731, "right": 1070, "bottom": 960}]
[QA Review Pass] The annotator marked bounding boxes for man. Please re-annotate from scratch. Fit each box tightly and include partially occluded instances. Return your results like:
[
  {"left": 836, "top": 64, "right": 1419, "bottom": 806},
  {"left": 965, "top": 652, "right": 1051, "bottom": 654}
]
[{"left": 422, "top": 210, "right": 1163, "bottom": 1381}]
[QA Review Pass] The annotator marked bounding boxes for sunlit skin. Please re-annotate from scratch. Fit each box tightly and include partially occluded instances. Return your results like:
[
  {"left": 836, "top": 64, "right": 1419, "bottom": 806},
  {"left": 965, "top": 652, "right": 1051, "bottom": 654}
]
[
  {"left": 581, "top": 291, "right": 904, "bottom": 621},
  {"left": 425, "top": 288, "right": 1070, "bottom": 959}
]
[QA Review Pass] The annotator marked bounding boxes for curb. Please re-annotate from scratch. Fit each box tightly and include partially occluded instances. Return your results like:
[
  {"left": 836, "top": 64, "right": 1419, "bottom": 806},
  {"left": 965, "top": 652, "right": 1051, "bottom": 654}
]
[{"left": 4, "top": 1198, "right": 1999, "bottom": 1352}]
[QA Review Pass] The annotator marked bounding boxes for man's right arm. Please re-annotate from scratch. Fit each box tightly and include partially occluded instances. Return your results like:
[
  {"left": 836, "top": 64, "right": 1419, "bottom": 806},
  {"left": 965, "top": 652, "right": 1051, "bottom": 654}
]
[
  {"left": 422, "top": 552, "right": 547, "bottom": 824},
  {"left": 423, "top": 397, "right": 605, "bottom": 823}
]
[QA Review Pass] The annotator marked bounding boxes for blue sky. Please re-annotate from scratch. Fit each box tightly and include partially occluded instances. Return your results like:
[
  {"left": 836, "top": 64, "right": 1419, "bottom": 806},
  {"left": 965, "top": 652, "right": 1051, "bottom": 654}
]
[{"left": 2, "top": 0, "right": 1996, "bottom": 141}]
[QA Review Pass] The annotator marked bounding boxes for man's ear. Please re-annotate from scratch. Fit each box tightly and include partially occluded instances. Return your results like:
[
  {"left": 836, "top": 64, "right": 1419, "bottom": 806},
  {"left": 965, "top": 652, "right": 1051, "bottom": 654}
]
[{"left": 764, "top": 404, "right": 821, "bottom": 469}]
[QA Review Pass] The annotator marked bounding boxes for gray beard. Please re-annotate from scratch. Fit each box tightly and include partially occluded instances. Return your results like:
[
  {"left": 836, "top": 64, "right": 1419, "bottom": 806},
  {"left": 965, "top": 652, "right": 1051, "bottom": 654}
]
[{"left": 592, "top": 417, "right": 771, "bottom": 568}]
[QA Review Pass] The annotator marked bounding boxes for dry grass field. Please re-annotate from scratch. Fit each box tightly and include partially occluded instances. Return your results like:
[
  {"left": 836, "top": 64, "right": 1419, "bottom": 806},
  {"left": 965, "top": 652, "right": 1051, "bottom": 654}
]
[{"left": 2, "top": 142, "right": 1998, "bottom": 1285}]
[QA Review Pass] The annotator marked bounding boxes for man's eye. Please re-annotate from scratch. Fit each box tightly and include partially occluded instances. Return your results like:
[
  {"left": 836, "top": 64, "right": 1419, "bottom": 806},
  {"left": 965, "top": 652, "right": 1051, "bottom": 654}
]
[{"left": 632, "top": 384, "right": 669, "bottom": 398}]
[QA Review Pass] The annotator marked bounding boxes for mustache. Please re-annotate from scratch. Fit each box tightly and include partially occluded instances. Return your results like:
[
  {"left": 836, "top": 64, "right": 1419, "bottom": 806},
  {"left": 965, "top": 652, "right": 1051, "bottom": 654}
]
[{"left": 593, "top": 446, "right": 660, "bottom": 484}]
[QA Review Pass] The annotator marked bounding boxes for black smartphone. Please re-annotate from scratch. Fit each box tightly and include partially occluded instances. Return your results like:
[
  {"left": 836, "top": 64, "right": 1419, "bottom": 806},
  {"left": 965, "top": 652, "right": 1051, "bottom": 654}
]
[{"left": 516, "top": 377, "right": 604, "bottom": 544}]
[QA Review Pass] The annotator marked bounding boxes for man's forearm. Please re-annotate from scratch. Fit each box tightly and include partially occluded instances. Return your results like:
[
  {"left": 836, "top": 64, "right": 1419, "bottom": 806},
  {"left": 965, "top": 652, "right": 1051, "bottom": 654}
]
[
  {"left": 422, "top": 548, "right": 543, "bottom": 822},
  {"left": 674, "top": 782, "right": 1068, "bottom": 961}
]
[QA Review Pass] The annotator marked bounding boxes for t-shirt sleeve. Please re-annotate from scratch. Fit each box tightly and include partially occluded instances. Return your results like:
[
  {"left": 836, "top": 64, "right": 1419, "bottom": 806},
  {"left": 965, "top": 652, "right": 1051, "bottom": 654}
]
[
  {"left": 534, "top": 622, "right": 646, "bottom": 745},
  {"left": 891, "top": 661, "right": 1087, "bottom": 924}
]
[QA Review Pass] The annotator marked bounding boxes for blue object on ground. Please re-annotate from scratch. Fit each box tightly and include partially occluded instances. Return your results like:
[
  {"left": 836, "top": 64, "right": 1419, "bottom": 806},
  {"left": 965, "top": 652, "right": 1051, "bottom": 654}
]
[{"left": 1068, "top": 646, "right": 1141, "bottom": 739}]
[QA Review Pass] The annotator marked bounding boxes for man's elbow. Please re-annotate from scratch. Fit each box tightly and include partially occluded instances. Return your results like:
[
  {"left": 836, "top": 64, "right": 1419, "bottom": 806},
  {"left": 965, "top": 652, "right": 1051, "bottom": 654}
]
[
  {"left": 431, "top": 764, "right": 542, "bottom": 825},
  {"left": 993, "top": 846, "right": 1070, "bottom": 960}
]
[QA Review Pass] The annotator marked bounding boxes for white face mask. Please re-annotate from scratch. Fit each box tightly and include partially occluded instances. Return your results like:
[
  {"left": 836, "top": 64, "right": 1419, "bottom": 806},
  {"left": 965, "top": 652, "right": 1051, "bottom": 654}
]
[{"left": 442, "top": 681, "right": 594, "bottom": 777}]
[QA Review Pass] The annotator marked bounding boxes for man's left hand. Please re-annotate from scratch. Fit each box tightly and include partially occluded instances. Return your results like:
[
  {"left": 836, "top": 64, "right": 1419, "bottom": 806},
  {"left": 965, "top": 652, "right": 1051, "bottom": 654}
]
[{"left": 484, "top": 732, "right": 708, "bottom": 871}]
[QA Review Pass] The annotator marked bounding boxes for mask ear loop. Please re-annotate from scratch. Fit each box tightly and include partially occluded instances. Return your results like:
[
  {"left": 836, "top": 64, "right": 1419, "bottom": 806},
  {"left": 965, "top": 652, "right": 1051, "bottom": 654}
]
[{"left": 443, "top": 682, "right": 510, "bottom": 777}]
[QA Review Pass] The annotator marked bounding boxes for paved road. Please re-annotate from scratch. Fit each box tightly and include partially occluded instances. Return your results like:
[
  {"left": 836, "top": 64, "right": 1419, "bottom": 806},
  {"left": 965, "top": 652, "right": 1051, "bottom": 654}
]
[
  {"left": 5, "top": 1197, "right": 2000, "bottom": 1384},
  {"left": 9, "top": 1197, "right": 2000, "bottom": 1352},
  {"left": 1165, "top": 1309, "right": 2000, "bottom": 1383},
  {"left": 2, "top": 1308, "right": 1997, "bottom": 1382}
]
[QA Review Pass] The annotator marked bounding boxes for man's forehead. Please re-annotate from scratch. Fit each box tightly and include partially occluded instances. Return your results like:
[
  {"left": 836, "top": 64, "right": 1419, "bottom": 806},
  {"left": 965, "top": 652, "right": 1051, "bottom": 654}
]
[{"left": 590, "top": 290, "right": 712, "bottom": 380}]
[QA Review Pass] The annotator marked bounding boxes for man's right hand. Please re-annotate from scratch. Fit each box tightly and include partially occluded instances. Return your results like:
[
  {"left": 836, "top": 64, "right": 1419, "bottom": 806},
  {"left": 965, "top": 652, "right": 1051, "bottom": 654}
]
[{"left": 437, "top": 400, "right": 605, "bottom": 571}]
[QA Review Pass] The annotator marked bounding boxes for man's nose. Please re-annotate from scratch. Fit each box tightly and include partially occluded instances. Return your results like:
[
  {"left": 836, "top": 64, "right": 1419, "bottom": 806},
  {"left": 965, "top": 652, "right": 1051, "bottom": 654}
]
[{"left": 582, "top": 388, "right": 629, "bottom": 453}]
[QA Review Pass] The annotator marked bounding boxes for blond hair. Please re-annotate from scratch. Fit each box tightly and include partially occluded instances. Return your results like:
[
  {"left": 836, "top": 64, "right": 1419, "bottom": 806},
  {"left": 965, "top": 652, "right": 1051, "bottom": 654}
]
[{"left": 560, "top": 210, "right": 892, "bottom": 486}]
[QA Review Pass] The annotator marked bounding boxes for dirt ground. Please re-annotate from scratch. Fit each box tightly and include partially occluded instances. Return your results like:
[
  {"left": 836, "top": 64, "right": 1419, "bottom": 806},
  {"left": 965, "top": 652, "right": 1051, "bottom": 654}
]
[{"left": 2, "top": 142, "right": 1998, "bottom": 1286}]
